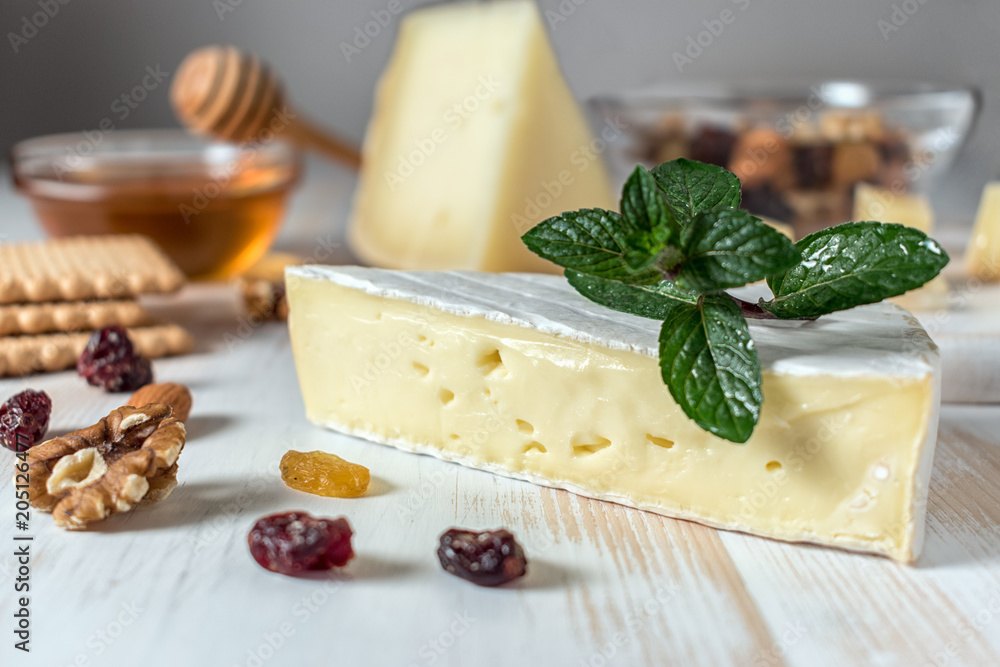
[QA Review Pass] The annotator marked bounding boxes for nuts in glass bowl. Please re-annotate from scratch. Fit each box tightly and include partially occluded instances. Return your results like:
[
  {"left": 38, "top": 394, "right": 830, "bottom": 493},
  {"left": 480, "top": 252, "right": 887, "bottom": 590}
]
[{"left": 590, "top": 80, "right": 977, "bottom": 236}]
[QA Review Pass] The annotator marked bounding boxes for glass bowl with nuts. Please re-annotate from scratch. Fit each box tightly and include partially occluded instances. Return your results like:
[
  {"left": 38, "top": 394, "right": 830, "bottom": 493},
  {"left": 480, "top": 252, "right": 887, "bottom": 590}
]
[{"left": 590, "top": 80, "right": 977, "bottom": 236}]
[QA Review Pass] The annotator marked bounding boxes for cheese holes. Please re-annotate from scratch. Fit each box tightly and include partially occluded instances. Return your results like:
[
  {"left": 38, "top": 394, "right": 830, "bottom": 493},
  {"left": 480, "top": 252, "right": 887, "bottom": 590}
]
[
  {"left": 645, "top": 434, "right": 674, "bottom": 449},
  {"left": 522, "top": 441, "right": 547, "bottom": 454},
  {"left": 413, "top": 362, "right": 430, "bottom": 377},
  {"left": 571, "top": 435, "right": 611, "bottom": 456},
  {"left": 477, "top": 349, "right": 507, "bottom": 377},
  {"left": 516, "top": 420, "right": 534, "bottom": 435},
  {"left": 766, "top": 461, "right": 782, "bottom": 473},
  {"left": 439, "top": 388, "right": 455, "bottom": 405}
]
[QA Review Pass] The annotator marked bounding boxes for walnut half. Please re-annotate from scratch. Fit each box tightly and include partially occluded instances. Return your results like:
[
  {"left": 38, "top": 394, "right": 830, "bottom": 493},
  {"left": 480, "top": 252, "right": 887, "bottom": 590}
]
[{"left": 25, "top": 404, "right": 186, "bottom": 529}]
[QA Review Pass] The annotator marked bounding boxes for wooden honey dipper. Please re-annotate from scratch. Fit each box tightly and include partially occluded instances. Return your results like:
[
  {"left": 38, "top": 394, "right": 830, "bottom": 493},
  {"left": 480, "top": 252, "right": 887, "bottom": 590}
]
[{"left": 170, "top": 45, "right": 361, "bottom": 168}]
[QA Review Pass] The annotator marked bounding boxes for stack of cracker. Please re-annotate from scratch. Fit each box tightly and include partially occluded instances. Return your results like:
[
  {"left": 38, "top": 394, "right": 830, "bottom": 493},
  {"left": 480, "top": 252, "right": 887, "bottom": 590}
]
[
  {"left": 0, "top": 235, "right": 195, "bottom": 377},
  {"left": 237, "top": 251, "right": 305, "bottom": 322}
]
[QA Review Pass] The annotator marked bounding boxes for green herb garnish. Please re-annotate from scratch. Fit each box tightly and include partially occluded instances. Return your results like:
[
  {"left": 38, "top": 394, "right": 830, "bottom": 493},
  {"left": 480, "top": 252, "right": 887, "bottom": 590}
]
[{"left": 522, "top": 158, "right": 948, "bottom": 443}]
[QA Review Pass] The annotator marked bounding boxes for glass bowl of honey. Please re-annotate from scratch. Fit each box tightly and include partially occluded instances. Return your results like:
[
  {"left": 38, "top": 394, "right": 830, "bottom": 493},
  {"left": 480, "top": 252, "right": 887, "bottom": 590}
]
[{"left": 11, "top": 129, "right": 302, "bottom": 280}]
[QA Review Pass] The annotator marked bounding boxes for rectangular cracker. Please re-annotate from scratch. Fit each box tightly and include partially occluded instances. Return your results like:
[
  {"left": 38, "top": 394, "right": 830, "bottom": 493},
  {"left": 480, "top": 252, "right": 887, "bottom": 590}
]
[
  {"left": 0, "top": 324, "right": 194, "bottom": 377},
  {"left": 0, "top": 300, "right": 150, "bottom": 336},
  {"left": 0, "top": 235, "right": 185, "bottom": 304}
]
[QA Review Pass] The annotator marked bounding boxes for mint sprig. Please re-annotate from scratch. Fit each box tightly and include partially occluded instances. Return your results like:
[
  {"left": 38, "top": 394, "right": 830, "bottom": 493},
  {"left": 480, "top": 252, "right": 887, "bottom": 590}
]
[{"left": 522, "top": 159, "right": 948, "bottom": 443}]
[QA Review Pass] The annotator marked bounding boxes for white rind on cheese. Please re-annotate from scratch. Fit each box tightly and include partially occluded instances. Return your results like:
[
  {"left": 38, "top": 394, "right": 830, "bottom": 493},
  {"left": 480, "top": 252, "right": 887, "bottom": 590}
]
[
  {"left": 287, "top": 266, "right": 941, "bottom": 562},
  {"left": 292, "top": 265, "right": 937, "bottom": 378}
]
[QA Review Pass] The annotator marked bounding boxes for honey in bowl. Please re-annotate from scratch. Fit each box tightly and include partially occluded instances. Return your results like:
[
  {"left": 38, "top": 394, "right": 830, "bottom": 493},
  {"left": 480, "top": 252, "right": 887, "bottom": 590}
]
[{"left": 11, "top": 129, "right": 301, "bottom": 280}]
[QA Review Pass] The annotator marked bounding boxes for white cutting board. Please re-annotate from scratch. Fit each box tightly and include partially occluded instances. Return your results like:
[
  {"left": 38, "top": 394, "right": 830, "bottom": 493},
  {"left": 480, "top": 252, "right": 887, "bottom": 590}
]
[{"left": 913, "top": 279, "right": 1000, "bottom": 404}]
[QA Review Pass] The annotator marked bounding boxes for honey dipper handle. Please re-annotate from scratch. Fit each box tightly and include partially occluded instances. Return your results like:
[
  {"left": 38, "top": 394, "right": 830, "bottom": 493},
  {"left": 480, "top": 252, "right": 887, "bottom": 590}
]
[{"left": 281, "top": 114, "right": 362, "bottom": 168}]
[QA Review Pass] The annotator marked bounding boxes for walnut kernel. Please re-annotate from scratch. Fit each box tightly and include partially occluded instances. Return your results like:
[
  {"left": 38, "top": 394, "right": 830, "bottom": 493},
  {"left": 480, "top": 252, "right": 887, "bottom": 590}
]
[{"left": 24, "top": 404, "right": 186, "bottom": 529}]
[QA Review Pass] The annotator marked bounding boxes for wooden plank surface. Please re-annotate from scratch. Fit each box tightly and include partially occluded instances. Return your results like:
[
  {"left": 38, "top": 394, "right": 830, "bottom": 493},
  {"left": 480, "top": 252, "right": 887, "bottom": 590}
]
[{"left": 1, "top": 162, "right": 999, "bottom": 667}]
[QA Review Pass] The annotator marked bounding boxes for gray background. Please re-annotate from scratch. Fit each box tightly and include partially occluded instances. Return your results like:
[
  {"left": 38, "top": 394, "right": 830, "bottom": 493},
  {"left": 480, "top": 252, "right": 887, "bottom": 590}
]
[{"left": 0, "top": 0, "right": 995, "bottom": 222}]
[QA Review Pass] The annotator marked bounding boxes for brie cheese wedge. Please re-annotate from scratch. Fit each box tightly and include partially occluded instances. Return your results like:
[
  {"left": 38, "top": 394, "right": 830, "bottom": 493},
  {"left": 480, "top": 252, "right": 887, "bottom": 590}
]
[{"left": 287, "top": 266, "right": 941, "bottom": 562}]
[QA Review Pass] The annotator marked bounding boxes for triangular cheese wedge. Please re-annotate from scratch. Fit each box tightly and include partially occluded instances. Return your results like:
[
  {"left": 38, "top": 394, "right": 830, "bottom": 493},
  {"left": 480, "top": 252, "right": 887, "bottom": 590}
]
[
  {"left": 966, "top": 182, "right": 1000, "bottom": 281},
  {"left": 349, "top": 0, "right": 616, "bottom": 272},
  {"left": 287, "top": 266, "right": 941, "bottom": 562},
  {"left": 853, "top": 183, "right": 948, "bottom": 310},
  {"left": 854, "top": 182, "right": 934, "bottom": 233}
]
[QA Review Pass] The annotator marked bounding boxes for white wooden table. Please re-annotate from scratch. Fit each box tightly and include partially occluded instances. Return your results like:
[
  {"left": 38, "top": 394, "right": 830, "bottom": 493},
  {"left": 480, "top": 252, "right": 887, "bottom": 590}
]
[{"left": 2, "top": 161, "right": 1000, "bottom": 667}]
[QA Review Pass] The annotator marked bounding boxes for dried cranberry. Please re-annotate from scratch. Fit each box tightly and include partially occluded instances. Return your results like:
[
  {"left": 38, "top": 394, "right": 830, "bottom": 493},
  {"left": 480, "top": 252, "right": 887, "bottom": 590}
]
[
  {"left": 248, "top": 511, "right": 354, "bottom": 576},
  {"left": 437, "top": 527, "right": 527, "bottom": 586},
  {"left": 0, "top": 389, "right": 52, "bottom": 452},
  {"left": 77, "top": 326, "right": 153, "bottom": 392}
]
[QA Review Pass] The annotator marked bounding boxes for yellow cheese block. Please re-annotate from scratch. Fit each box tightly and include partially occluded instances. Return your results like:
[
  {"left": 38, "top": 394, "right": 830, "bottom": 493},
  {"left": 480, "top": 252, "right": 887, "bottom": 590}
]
[
  {"left": 287, "top": 266, "right": 941, "bottom": 562},
  {"left": 965, "top": 182, "right": 1000, "bottom": 281},
  {"left": 854, "top": 182, "right": 934, "bottom": 233},
  {"left": 854, "top": 183, "right": 944, "bottom": 307},
  {"left": 890, "top": 275, "right": 949, "bottom": 312},
  {"left": 349, "top": 0, "right": 615, "bottom": 272},
  {"left": 759, "top": 217, "right": 795, "bottom": 240}
]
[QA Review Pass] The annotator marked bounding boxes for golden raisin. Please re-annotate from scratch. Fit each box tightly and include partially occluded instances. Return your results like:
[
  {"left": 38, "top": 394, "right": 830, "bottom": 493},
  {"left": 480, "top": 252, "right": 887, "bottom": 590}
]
[{"left": 279, "top": 450, "right": 370, "bottom": 498}]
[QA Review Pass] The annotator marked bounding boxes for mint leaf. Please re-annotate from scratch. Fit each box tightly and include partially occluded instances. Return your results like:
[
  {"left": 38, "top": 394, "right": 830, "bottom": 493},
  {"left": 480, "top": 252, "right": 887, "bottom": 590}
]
[
  {"left": 650, "top": 158, "right": 741, "bottom": 220},
  {"left": 566, "top": 269, "right": 698, "bottom": 320},
  {"left": 762, "top": 222, "right": 949, "bottom": 319},
  {"left": 675, "top": 209, "right": 801, "bottom": 292},
  {"left": 522, "top": 209, "right": 661, "bottom": 284},
  {"left": 621, "top": 164, "right": 678, "bottom": 249},
  {"left": 658, "top": 294, "right": 761, "bottom": 443},
  {"left": 621, "top": 165, "right": 677, "bottom": 235},
  {"left": 623, "top": 227, "right": 675, "bottom": 272},
  {"left": 620, "top": 166, "right": 679, "bottom": 270}
]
